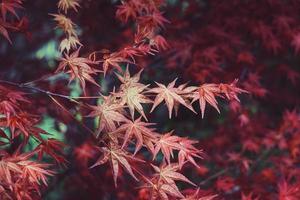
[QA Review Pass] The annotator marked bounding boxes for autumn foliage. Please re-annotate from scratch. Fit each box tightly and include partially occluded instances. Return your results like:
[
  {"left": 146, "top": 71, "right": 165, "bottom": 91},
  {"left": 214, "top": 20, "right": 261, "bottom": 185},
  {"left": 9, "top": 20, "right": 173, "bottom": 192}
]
[{"left": 0, "top": 0, "right": 300, "bottom": 200}]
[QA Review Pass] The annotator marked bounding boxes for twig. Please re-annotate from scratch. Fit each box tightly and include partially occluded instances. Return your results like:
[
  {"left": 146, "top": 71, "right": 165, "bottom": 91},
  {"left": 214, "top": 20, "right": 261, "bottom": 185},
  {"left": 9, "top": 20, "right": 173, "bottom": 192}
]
[
  {"left": 199, "top": 168, "right": 230, "bottom": 186},
  {"left": 0, "top": 79, "right": 102, "bottom": 101},
  {"left": 247, "top": 148, "right": 272, "bottom": 175},
  {"left": 48, "top": 95, "right": 96, "bottom": 139},
  {"left": 22, "top": 72, "right": 57, "bottom": 86}
]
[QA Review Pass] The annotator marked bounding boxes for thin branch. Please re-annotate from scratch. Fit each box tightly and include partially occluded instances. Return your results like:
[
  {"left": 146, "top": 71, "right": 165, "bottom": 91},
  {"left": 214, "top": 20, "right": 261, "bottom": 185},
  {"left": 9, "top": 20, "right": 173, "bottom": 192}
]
[
  {"left": 48, "top": 95, "right": 96, "bottom": 140},
  {"left": 199, "top": 167, "right": 230, "bottom": 186},
  {"left": 0, "top": 79, "right": 102, "bottom": 101},
  {"left": 22, "top": 72, "right": 58, "bottom": 86}
]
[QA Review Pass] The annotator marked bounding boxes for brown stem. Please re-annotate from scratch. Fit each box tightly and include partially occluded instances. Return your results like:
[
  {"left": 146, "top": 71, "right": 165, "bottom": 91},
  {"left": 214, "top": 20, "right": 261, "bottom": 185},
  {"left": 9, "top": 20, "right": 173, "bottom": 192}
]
[
  {"left": 199, "top": 167, "right": 230, "bottom": 186},
  {"left": 0, "top": 79, "right": 101, "bottom": 101}
]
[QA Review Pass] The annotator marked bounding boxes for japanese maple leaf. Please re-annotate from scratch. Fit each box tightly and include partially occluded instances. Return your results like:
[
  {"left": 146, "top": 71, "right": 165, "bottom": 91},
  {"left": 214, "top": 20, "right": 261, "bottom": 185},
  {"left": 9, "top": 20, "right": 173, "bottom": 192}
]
[
  {"left": 278, "top": 180, "right": 300, "bottom": 200},
  {"left": 177, "top": 137, "right": 203, "bottom": 169},
  {"left": 3, "top": 85, "right": 29, "bottom": 104},
  {"left": 116, "top": 2, "right": 137, "bottom": 23},
  {"left": 56, "top": 48, "right": 101, "bottom": 93},
  {"left": 181, "top": 189, "right": 217, "bottom": 200},
  {"left": 134, "top": 24, "right": 155, "bottom": 44},
  {"left": 51, "top": 14, "right": 76, "bottom": 36},
  {"left": 153, "top": 132, "right": 202, "bottom": 167},
  {"left": 152, "top": 164, "right": 196, "bottom": 186},
  {"left": 90, "top": 144, "right": 139, "bottom": 186},
  {"left": 0, "top": 85, "right": 29, "bottom": 123},
  {"left": 115, "top": 67, "right": 144, "bottom": 88},
  {"left": 115, "top": 69, "right": 152, "bottom": 120},
  {"left": 0, "top": 112, "right": 47, "bottom": 142},
  {"left": 58, "top": 0, "right": 80, "bottom": 13},
  {"left": 59, "top": 36, "right": 82, "bottom": 53},
  {"left": 0, "top": 0, "right": 23, "bottom": 21},
  {"left": 143, "top": 178, "right": 185, "bottom": 200},
  {"left": 153, "top": 132, "right": 181, "bottom": 164},
  {"left": 138, "top": 11, "right": 170, "bottom": 28},
  {"left": 135, "top": 43, "right": 158, "bottom": 55},
  {"left": 191, "top": 83, "right": 220, "bottom": 118},
  {"left": 0, "top": 151, "right": 54, "bottom": 186},
  {"left": 174, "top": 83, "right": 198, "bottom": 116},
  {"left": 152, "top": 35, "right": 170, "bottom": 51},
  {"left": 0, "top": 153, "right": 22, "bottom": 184},
  {"left": 113, "top": 117, "right": 158, "bottom": 154},
  {"left": 102, "top": 52, "right": 131, "bottom": 76},
  {"left": 88, "top": 95, "right": 127, "bottom": 136},
  {"left": 219, "top": 79, "right": 248, "bottom": 101},
  {"left": 17, "top": 160, "right": 54, "bottom": 186},
  {"left": 283, "top": 109, "right": 300, "bottom": 130},
  {"left": 157, "top": 183, "right": 185, "bottom": 199},
  {"left": 34, "top": 138, "right": 66, "bottom": 164},
  {"left": 143, "top": 163, "right": 194, "bottom": 200},
  {"left": 119, "top": 46, "right": 143, "bottom": 61},
  {"left": 148, "top": 79, "right": 195, "bottom": 119}
]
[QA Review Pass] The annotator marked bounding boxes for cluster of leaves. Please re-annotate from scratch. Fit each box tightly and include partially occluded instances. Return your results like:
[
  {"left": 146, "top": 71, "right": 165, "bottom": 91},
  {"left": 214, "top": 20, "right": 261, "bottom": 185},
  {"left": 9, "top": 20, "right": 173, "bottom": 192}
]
[
  {"left": 0, "top": 151, "right": 54, "bottom": 200},
  {"left": 0, "top": 0, "right": 29, "bottom": 43},
  {"left": 0, "top": 84, "right": 65, "bottom": 199},
  {"left": 86, "top": 67, "right": 245, "bottom": 198},
  {"left": 0, "top": 0, "right": 299, "bottom": 200},
  {"left": 51, "top": 1, "right": 246, "bottom": 199}
]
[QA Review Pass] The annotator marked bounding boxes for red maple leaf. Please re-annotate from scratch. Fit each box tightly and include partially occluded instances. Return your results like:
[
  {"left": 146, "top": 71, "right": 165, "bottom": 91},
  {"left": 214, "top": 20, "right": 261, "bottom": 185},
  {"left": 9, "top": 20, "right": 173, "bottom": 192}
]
[
  {"left": 153, "top": 132, "right": 203, "bottom": 168},
  {"left": 278, "top": 180, "right": 300, "bottom": 200},
  {"left": 56, "top": 48, "right": 101, "bottom": 93},
  {"left": 0, "top": 0, "right": 23, "bottom": 21}
]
